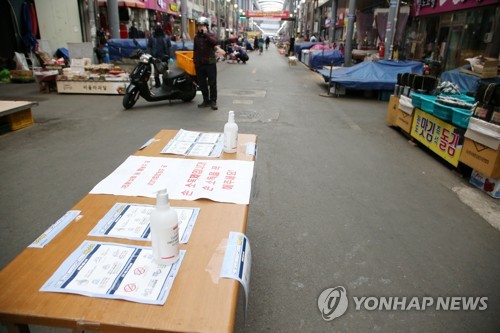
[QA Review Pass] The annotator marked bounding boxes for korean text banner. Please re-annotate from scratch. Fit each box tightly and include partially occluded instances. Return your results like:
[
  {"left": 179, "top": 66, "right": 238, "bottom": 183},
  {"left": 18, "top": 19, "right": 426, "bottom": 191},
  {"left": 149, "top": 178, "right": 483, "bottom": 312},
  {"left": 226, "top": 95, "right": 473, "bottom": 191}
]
[
  {"left": 411, "top": 108, "right": 465, "bottom": 167},
  {"left": 90, "top": 156, "right": 254, "bottom": 205}
]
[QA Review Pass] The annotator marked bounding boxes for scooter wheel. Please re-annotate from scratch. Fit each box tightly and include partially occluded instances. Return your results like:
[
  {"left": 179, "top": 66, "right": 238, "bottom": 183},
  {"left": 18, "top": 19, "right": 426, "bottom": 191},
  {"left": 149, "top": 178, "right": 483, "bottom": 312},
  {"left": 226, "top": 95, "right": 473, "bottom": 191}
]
[
  {"left": 123, "top": 88, "right": 140, "bottom": 109},
  {"left": 181, "top": 84, "right": 197, "bottom": 102}
]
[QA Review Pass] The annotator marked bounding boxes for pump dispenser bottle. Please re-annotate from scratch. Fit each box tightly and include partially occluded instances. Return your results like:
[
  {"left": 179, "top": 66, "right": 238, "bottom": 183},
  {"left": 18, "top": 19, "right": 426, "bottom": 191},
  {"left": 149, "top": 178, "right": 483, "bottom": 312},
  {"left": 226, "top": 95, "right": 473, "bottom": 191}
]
[
  {"left": 224, "top": 110, "right": 238, "bottom": 153},
  {"left": 150, "top": 189, "right": 179, "bottom": 265}
]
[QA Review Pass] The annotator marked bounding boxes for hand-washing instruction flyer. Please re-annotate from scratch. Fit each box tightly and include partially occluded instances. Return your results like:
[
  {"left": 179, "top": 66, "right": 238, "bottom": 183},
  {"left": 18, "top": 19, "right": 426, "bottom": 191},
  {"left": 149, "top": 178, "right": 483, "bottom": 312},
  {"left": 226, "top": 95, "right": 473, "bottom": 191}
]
[
  {"left": 40, "top": 241, "right": 185, "bottom": 305},
  {"left": 89, "top": 156, "right": 254, "bottom": 205},
  {"left": 161, "top": 129, "right": 223, "bottom": 157},
  {"left": 88, "top": 203, "right": 199, "bottom": 243}
]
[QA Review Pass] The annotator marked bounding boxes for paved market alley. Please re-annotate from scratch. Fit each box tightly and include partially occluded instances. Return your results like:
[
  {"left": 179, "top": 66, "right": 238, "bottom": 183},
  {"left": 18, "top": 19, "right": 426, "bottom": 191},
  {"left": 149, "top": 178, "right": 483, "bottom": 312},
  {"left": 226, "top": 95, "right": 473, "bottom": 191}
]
[{"left": 1, "top": 43, "right": 500, "bottom": 333}]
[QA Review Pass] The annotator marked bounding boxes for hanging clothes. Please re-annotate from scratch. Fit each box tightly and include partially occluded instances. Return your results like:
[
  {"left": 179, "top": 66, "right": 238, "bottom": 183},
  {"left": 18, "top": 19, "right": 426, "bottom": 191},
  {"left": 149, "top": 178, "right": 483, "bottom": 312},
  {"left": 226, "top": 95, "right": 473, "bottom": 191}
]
[
  {"left": 30, "top": 3, "right": 38, "bottom": 37},
  {"left": 21, "top": 2, "right": 36, "bottom": 52}
]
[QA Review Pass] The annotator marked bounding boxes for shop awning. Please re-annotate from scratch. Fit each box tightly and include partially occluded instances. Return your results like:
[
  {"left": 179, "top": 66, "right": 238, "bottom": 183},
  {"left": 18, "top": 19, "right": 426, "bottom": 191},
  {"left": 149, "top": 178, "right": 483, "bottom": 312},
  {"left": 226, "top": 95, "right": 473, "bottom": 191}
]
[{"left": 98, "top": 0, "right": 146, "bottom": 8}]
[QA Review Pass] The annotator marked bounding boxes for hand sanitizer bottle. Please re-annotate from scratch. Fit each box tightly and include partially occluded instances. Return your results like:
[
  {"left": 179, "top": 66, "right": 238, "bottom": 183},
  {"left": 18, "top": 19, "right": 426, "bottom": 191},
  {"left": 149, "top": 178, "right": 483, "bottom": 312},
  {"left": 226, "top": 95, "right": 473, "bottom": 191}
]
[
  {"left": 150, "top": 189, "right": 179, "bottom": 265},
  {"left": 224, "top": 110, "right": 238, "bottom": 153}
]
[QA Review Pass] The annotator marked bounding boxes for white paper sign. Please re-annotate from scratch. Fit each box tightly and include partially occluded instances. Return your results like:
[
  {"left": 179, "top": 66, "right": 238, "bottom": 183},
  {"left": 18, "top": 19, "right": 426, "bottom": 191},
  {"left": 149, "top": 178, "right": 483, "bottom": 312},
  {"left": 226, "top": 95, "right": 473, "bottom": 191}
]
[
  {"left": 40, "top": 241, "right": 185, "bottom": 305},
  {"left": 88, "top": 203, "right": 199, "bottom": 243},
  {"left": 29, "top": 210, "right": 81, "bottom": 248},
  {"left": 89, "top": 156, "right": 254, "bottom": 204},
  {"left": 220, "top": 232, "right": 251, "bottom": 316},
  {"left": 161, "top": 129, "right": 223, "bottom": 157}
]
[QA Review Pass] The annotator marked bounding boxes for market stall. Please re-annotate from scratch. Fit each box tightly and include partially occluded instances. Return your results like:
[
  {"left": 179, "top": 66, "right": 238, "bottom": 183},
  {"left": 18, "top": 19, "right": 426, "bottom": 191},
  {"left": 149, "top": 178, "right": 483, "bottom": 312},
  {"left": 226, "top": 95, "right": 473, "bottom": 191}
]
[
  {"left": 56, "top": 63, "right": 129, "bottom": 95},
  {"left": 386, "top": 75, "right": 500, "bottom": 198},
  {"left": 440, "top": 65, "right": 500, "bottom": 94}
]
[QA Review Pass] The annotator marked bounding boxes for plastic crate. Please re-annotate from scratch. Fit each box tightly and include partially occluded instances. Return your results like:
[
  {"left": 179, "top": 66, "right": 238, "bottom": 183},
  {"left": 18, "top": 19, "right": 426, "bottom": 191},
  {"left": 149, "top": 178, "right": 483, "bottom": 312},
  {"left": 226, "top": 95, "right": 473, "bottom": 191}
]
[
  {"left": 175, "top": 51, "right": 195, "bottom": 76},
  {"left": 8, "top": 109, "right": 34, "bottom": 130},
  {"left": 420, "top": 95, "right": 436, "bottom": 114},
  {"left": 451, "top": 107, "right": 472, "bottom": 128},
  {"left": 411, "top": 93, "right": 424, "bottom": 109},
  {"left": 433, "top": 102, "right": 454, "bottom": 122}
]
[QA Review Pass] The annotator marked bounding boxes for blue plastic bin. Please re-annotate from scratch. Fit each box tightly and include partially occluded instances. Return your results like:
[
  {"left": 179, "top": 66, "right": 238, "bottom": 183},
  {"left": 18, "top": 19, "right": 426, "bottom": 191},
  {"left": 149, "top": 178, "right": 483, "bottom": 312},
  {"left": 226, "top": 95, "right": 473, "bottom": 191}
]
[
  {"left": 420, "top": 95, "right": 437, "bottom": 114},
  {"left": 433, "top": 102, "right": 454, "bottom": 122},
  {"left": 451, "top": 107, "right": 473, "bottom": 128},
  {"left": 411, "top": 93, "right": 424, "bottom": 109}
]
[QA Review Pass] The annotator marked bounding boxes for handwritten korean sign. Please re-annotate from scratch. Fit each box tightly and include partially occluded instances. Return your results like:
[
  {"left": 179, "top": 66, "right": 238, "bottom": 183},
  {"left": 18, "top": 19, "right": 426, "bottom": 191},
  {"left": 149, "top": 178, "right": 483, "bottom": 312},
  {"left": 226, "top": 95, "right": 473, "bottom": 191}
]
[{"left": 90, "top": 156, "right": 254, "bottom": 204}]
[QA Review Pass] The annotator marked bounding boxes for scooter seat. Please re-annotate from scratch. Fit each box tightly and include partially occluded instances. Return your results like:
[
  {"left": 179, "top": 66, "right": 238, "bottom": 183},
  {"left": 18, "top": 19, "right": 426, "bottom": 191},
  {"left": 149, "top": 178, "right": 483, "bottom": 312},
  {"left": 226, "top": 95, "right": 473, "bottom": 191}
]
[{"left": 166, "top": 68, "right": 186, "bottom": 80}]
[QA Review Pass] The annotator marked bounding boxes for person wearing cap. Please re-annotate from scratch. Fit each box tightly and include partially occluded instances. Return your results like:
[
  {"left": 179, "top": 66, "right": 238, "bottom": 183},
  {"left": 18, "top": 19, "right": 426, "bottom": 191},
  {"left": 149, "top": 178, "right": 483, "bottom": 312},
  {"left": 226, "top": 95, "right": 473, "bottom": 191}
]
[{"left": 193, "top": 17, "right": 225, "bottom": 110}]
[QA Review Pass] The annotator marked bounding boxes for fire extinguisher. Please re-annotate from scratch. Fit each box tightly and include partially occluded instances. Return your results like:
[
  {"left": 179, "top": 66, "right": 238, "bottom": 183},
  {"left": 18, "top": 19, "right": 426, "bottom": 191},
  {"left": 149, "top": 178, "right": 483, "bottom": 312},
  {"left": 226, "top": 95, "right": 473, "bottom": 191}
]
[{"left": 379, "top": 44, "right": 385, "bottom": 58}]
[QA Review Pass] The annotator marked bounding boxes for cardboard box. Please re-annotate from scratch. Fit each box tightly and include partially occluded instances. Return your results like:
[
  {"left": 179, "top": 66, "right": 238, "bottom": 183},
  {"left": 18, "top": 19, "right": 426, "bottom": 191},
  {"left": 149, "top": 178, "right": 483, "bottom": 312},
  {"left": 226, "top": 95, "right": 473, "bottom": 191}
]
[
  {"left": 466, "top": 117, "right": 500, "bottom": 150},
  {"left": 472, "top": 64, "right": 498, "bottom": 78},
  {"left": 460, "top": 118, "right": 500, "bottom": 178},
  {"left": 479, "top": 57, "right": 500, "bottom": 67},
  {"left": 395, "top": 107, "right": 414, "bottom": 134},
  {"left": 386, "top": 95, "right": 399, "bottom": 126},
  {"left": 460, "top": 68, "right": 498, "bottom": 79},
  {"left": 469, "top": 169, "right": 500, "bottom": 199},
  {"left": 460, "top": 138, "right": 500, "bottom": 178}
]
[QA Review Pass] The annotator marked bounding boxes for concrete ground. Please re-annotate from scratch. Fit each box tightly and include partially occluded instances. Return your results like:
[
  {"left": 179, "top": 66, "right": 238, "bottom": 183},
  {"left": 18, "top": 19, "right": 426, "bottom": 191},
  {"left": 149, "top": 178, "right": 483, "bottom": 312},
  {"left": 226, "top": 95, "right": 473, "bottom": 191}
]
[{"left": 1, "top": 44, "right": 499, "bottom": 333}]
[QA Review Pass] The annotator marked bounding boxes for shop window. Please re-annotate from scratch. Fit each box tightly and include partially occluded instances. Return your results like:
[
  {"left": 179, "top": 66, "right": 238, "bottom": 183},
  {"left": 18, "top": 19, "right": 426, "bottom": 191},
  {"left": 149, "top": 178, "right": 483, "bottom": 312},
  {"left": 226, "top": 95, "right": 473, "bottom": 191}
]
[
  {"left": 460, "top": 8, "right": 495, "bottom": 62},
  {"left": 119, "top": 7, "right": 130, "bottom": 22}
]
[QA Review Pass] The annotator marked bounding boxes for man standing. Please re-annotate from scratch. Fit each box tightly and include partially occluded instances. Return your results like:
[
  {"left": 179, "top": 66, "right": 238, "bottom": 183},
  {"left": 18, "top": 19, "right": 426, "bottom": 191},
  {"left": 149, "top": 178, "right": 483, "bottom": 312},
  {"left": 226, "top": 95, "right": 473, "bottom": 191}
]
[
  {"left": 193, "top": 17, "right": 225, "bottom": 110},
  {"left": 128, "top": 22, "right": 139, "bottom": 39},
  {"left": 147, "top": 23, "right": 171, "bottom": 87}
]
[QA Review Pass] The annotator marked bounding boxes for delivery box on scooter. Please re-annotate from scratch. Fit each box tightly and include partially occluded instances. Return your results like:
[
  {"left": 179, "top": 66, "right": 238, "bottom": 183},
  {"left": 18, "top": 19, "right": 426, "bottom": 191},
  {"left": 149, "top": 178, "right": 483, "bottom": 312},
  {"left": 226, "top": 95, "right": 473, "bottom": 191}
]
[{"left": 176, "top": 51, "right": 196, "bottom": 76}]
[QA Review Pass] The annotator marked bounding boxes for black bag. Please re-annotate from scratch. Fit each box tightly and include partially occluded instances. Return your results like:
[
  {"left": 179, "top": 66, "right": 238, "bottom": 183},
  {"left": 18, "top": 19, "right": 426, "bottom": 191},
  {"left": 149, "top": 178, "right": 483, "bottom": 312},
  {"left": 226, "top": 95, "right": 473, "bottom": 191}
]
[{"left": 475, "top": 83, "right": 500, "bottom": 106}]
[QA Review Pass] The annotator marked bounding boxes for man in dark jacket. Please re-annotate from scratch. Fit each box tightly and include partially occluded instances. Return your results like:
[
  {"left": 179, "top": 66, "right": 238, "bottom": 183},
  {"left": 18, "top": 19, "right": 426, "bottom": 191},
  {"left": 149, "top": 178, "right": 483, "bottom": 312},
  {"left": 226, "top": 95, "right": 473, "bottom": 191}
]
[
  {"left": 147, "top": 23, "right": 171, "bottom": 87},
  {"left": 194, "top": 17, "right": 225, "bottom": 110}
]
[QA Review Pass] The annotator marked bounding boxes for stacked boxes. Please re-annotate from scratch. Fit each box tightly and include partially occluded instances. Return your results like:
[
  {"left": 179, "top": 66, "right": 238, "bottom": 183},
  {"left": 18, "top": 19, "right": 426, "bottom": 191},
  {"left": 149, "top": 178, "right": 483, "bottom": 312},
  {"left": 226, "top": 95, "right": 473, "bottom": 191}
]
[{"left": 459, "top": 118, "right": 500, "bottom": 178}]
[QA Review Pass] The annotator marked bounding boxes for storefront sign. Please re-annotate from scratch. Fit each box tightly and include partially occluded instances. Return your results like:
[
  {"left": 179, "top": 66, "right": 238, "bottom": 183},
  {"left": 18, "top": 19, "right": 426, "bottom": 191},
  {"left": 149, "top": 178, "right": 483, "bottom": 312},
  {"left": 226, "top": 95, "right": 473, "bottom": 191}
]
[
  {"left": 413, "top": 0, "right": 497, "bottom": 16},
  {"left": 56, "top": 80, "right": 129, "bottom": 95},
  {"left": 246, "top": 10, "right": 290, "bottom": 18},
  {"left": 411, "top": 109, "right": 465, "bottom": 167},
  {"left": 143, "top": 0, "right": 169, "bottom": 12}
]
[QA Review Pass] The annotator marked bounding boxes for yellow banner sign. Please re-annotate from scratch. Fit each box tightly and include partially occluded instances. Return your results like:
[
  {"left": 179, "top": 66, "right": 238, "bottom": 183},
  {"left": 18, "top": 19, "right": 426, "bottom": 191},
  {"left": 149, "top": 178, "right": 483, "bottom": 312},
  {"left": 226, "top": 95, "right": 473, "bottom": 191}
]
[{"left": 411, "top": 108, "right": 465, "bottom": 167}]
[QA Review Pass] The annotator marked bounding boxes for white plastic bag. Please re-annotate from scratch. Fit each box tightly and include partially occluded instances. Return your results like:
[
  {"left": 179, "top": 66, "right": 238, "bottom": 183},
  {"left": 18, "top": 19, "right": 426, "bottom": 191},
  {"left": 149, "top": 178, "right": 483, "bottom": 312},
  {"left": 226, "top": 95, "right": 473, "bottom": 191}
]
[{"left": 14, "top": 52, "right": 29, "bottom": 70}]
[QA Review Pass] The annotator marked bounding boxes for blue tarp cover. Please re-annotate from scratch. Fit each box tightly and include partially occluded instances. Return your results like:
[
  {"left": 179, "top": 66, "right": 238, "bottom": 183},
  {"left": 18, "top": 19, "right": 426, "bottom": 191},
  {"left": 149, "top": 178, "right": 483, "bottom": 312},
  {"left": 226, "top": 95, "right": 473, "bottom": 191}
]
[
  {"left": 294, "top": 42, "right": 318, "bottom": 61},
  {"left": 107, "top": 39, "right": 193, "bottom": 61},
  {"left": 309, "top": 50, "right": 344, "bottom": 69},
  {"left": 440, "top": 65, "right": 500, "bottom": 94},
  {"left": 318, "top": 60, "right": 424, "bottom": 90}
]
